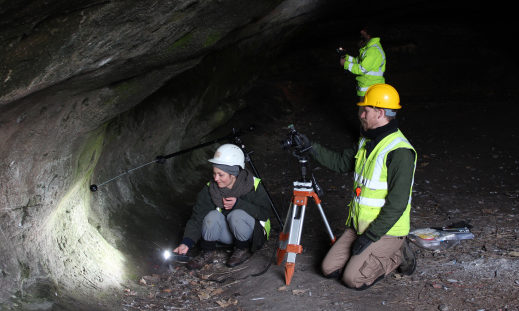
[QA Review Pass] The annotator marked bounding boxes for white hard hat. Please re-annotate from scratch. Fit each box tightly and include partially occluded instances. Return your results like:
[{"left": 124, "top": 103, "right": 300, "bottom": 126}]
[{"left": 208, "top": 144, "right": 245, "bottom": 169}]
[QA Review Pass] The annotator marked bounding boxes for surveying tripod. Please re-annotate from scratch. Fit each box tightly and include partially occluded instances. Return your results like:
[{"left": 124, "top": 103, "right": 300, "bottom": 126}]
[{"left": 276, "top": 151, "right": 336, "bottom": 285}]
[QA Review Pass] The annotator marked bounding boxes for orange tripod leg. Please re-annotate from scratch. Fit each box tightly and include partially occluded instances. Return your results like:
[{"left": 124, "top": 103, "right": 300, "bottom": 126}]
[
  {"left": 283, "top": 244, "right": 303, "bottom": 285},
  {"left": 285, "top": 263, "right": 295, "bottom": 285}
]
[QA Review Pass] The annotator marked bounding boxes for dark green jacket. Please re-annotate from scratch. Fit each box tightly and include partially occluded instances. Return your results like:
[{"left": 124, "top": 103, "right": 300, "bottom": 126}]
[
  {"left": 311, "top": 132, "right": 415, "bottom": 242},
  {"left": 182, "top": 181, "right": 271, "bottom": 247}
]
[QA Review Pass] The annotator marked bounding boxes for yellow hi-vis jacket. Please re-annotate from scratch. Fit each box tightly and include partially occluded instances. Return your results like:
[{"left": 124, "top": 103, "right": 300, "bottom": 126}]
[
  {"left": 343, "top": 37, "right": 386, "bottom": 96},
  {"left": 347, "top": 130, "right": 416, "bottom": 236}
]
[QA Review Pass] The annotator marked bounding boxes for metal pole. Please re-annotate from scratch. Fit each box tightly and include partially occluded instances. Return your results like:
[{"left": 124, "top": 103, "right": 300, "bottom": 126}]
[{"left": 90, "top": 130, "right": 240, "bottom": 191}]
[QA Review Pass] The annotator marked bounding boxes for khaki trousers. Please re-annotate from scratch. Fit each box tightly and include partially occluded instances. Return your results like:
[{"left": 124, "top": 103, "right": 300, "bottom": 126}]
[{"left": 321, "top": 227, "right": 404, "bottom": 288}]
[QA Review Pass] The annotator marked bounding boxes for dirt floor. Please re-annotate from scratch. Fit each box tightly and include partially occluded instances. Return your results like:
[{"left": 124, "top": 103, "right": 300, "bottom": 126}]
[{"left": 114, "top": 43, "right": 519, "bottom": 310}]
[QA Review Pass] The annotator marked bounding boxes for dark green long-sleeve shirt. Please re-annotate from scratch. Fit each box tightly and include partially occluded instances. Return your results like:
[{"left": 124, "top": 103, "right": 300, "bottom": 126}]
[{"left": 311, "top": 140, "right": 415, "bottom": 242}]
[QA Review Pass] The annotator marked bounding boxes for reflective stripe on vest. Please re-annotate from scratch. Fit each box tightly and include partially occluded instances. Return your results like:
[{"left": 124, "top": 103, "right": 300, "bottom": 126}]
[
  {"left": 260, "top": 219, "right": 271, "bottom": 240},
  {"left": 358, "top": 43, "right": 385, "bottom": 77},
  {"left": 348, "top": 130, "right": 416, "bottom": 236},
  {"left": 354, "top": 136, "right": 411, "bottom": 191},
  {"left": 253, "top": 177, "right": 261, "bottom": 190}
]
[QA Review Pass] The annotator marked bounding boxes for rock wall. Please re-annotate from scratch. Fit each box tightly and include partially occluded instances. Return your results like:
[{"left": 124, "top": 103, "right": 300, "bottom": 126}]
[{"left": 0, "top": 0, "right": 329, "bottom": 308}]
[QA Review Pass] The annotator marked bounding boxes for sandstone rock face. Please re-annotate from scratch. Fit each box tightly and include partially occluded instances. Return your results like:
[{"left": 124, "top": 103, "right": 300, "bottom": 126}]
[{"left": 0, "top": 0, "right": 327, "bottom": 308}]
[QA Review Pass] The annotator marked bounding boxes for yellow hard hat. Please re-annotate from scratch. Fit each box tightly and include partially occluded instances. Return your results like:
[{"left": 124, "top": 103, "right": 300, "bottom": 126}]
[{"left": 357, "top": 84, "right": 401, "bottom": 109}]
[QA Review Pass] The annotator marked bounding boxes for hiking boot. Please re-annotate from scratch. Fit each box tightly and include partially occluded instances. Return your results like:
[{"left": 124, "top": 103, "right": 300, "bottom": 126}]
[
  {"left": 350, "top": 274, "right": 385, "bottom": 291},
  {"left": 186, "top": 251, "right": 217, "bottom": 270},
  {"left": 323, "top": 269, "right": 341, "bottom": 279},
  {"left": 226, "top": 248, "right": 251, "bottom": 267},
  {"left": 397, "top": 239, "right": 416, "bottom": 275}
]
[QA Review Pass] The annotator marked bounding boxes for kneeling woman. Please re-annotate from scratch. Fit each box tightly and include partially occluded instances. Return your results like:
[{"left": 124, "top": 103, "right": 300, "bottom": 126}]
[{"left": 174, "top": 144, "right": 271, "bottom": 269}]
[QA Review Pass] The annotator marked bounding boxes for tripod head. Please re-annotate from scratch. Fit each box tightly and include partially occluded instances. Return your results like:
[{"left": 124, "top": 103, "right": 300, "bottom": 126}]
[
  {"left": 280, "top": 125, "right": 324, "bottom": 197},
  {"left": 296, "top": 156, "right": 310, "bottom": 182},
  {"left": 293, "top": 154, "right": 323, "bottom": 197}
]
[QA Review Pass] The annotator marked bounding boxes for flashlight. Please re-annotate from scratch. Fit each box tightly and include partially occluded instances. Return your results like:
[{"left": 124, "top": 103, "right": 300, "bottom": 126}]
[
  {"left": 163, "top": 250, "right": 172, "bottom": 260},
  {"left": 160, "top": 250, "right": 191, "bottom": 263}
]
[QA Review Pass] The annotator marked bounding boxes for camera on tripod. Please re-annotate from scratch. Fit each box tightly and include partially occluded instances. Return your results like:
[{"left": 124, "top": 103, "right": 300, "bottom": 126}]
[
  {"left": 280, "top": 125, "right": 308, "bottom": 151},
  {"left": 280, "top": 125, "right": 323, "bottom": 196}
]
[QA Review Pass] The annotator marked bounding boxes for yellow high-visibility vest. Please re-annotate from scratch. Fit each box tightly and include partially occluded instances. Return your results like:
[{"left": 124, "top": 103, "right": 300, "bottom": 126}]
[{"left": 347, "top": 130, "right": 416, "bottom": 236}]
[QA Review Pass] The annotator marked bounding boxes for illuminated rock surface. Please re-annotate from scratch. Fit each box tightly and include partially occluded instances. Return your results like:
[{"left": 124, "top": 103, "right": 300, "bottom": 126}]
[{"left": 1, "top": 1, "right": 516, "bottom": 310}]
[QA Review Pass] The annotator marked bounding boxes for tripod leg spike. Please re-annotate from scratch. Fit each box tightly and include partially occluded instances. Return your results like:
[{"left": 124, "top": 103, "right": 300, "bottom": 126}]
[{"left": 285, "top": 263, "right": 295, "bottom": 285}]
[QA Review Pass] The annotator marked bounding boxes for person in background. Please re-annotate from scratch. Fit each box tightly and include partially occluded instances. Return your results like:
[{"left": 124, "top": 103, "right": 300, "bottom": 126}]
[{"left": 338, "top": 25, "right": 386, "bottom": 102}]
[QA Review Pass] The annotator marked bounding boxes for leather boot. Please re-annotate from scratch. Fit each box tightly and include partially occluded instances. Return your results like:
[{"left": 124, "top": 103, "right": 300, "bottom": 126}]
[
  {"left": 324, "top": 269, "right": 341, "bottom": 279},
  {"left": 226, "top": 248, "right": 251, "bottom": 267},
  {"left": 350, "top": 274, "right": 385, "bottom": 291},
  {"left": 397, "top": 238, "right": 416, "bottom": 275},
  {"left": 226, "top": 239, "right": 251, "bottom": 267}
]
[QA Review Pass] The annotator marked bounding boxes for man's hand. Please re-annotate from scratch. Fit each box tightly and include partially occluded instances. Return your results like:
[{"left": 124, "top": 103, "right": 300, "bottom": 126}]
[
  {"left": 336, "top": 47, "right": 347, "bottom": 58},
  {"left": 174, "top": 244, "right": 189, "bottom": 255},
  {"left": 223, "top": 197, "right": 237, "bottom": 210},
  {"left": 351, "top": 234, "right": 373, "bottom": 256},
  {"left": 297, "top": 133, "right": 311, "bottom": 150}
]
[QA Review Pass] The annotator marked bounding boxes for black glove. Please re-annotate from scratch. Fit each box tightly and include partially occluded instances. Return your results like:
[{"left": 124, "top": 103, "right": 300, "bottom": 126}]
[
  {"left": 297, "top": 133, "right": 311, "bottom": 150},
  {"left": 351, "top": 234, "right": 373, "bottom": 256},
  {"left": 336, "top": 47, "right": 347, "bottom": 58}
]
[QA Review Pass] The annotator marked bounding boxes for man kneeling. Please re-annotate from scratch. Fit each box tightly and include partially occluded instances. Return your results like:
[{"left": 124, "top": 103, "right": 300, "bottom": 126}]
[{"left": 308, "top": 84, "right": 417, "bottom": 289}]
